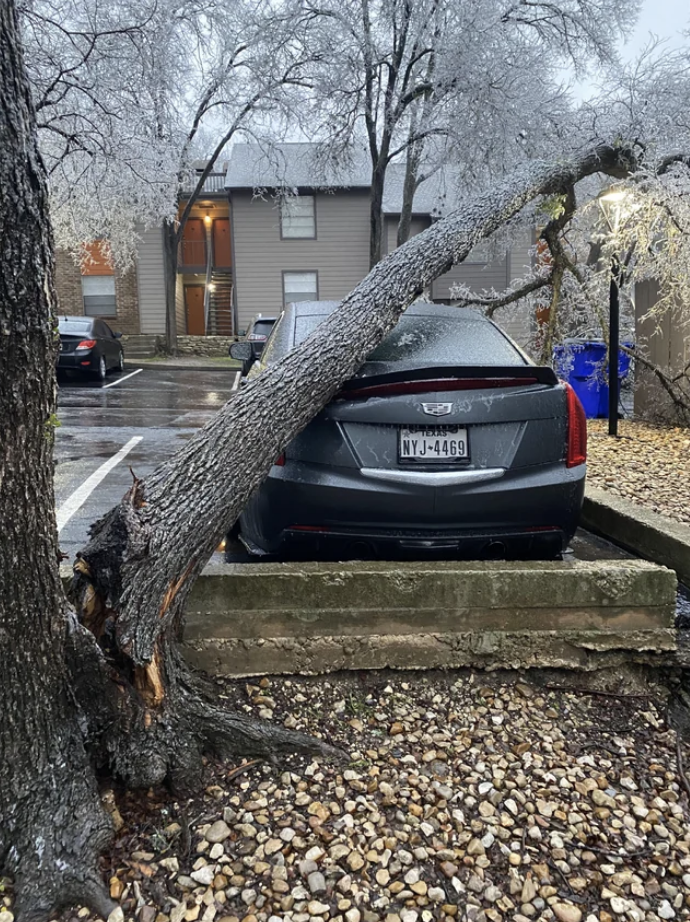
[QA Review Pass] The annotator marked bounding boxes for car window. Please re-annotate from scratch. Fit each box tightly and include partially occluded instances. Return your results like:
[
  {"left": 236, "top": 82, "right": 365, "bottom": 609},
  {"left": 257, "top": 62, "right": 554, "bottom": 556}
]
[
  {"left": 252, "top": 320, "right": 276, "bottom": 339},
  {"left": 255, "top": 314, "right": 284, "bottom": 368},
  {"left": 294, "top": 313, "right": 525, "bottom": 368},
  {"left": 101, "top": 322, "right": 116, "bottom": 338},
  {"left": 58, "top": 319, "right": 93, "bottom": 335}
]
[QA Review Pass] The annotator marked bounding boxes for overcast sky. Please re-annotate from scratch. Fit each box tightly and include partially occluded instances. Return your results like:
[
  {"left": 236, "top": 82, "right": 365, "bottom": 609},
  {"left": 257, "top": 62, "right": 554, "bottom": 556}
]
[{"left": 622, "top": 0, "right": 689, "bottom": 59}]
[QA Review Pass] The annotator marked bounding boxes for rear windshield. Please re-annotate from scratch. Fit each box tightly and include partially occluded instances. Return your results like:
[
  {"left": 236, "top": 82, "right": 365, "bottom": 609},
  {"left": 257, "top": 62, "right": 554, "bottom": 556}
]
[
  {"left": 59, "top": 320, "right": 93, "bottom": 334},
  {"left": 294, "top": 313, "right": 524, "bottom": 367}
]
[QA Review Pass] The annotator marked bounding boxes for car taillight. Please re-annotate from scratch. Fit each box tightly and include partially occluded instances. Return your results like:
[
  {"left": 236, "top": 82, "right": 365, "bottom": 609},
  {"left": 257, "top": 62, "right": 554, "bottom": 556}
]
[
  {"left": 565, "top": 383, "right": 587, "bottom": 467},
  {"left": 75, "top": 339, "right": 96, "bottom": 351},
  {"left": 274, "top": 453, "right": 286, "bottom": 466},
  {"left": 339, "top": 377, "right": 539, "bottom": 399},
  {"left": 248, "top": 333, "right": 268, "bottom": 342}
]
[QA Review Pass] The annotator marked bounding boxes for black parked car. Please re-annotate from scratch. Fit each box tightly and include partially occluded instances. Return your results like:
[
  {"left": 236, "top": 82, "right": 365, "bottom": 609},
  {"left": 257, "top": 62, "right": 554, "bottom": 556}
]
[
  {"left": 57, "top": 316, "right": 124, "bottom": 380},
  {"left": 228, "top": 300, "right": 587, "bottom": 562},
  {"left": 230, "top": 314, "right": 278, "bottom": 376}
]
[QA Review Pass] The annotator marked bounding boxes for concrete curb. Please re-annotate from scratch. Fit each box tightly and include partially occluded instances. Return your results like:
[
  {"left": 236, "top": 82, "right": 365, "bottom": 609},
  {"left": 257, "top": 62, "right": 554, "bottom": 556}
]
[
  {"left": 582, "top": 486, "right": 690, "bottom": 587},
  {"left": 181, "top": 559, "right": 677, "bottom": 676},
  {"left": 131, "top": 360, "right": 241, "bottom": 372}
]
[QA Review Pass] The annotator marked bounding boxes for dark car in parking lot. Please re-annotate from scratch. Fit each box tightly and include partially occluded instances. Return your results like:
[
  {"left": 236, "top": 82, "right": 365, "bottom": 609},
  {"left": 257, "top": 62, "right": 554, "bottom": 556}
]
[
  {"left": 230, "top": 314, "right": 278, "bottom": 376},
  {"left": 57, "top": 316, "right": 124, "bottom": 380},
  {"left": 230, "top": 300, "right": 587, "bottom": 562}
]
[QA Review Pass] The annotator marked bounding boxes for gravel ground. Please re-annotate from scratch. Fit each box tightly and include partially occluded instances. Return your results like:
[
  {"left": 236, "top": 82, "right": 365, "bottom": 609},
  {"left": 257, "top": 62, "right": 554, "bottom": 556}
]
[
  {"left": 25, "top": 671, "right": 690, "bottom": 922},
  {"left": 586, "top": 421, "right": 690, "bottom": 527}
]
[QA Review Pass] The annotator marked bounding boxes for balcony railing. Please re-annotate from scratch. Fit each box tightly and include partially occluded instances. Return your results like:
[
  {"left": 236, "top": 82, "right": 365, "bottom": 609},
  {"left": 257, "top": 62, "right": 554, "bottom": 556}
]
[{"left": 181, "top": 172, "right": 226, "bottom": 195}]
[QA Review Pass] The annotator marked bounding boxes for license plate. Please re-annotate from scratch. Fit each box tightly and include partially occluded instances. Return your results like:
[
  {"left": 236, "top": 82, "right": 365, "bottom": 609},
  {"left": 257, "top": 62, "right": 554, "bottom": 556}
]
[{"left": 399, "top": 425, "right": 469, "bottom": 462}]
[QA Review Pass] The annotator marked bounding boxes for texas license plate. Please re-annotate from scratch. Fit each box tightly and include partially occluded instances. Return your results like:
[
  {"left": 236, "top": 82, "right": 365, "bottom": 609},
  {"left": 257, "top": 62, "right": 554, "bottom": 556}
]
[{"left": 399, "top": 425, "right": 469, "bottom": 462}]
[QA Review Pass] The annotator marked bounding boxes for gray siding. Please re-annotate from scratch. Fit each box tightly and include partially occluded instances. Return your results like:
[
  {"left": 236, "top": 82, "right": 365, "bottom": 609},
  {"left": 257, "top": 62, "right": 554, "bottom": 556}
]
[
  {"left": 385, "top": 215, "right": 430, "bottom": 254},
  {"left": 431, "top": 248, "right": 509, "bottom": 302},
  {"left": 175, "top": 274, "right": 186, "bottom": 334},
  {"left": 634, "top": 280, "right": 689, "bottom": 421},
  {"left": 135, "top": 225, "right": 167, "bottom": 334},
  {"left": 231, "top": 190, "right": 371, "bottom": 330},
  {"left": 499, "top": 228, "right": 535, "bottom": 348}
]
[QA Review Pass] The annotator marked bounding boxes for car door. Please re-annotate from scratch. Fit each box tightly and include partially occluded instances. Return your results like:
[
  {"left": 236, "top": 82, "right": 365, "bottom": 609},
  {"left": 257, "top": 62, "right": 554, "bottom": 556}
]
[{"left": 102, "top": 321, "right": 120, "bottom": 366}]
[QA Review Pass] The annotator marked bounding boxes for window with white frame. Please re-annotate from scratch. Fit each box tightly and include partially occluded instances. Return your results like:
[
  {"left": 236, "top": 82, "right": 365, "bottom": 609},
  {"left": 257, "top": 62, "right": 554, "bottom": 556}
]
[
  {"left": 280, "top": 195, "right": 316, "bottom": 238},
  {"left": 283, "top": 271, "right": 318, "bottom": 305},
  {"left": 82, "top": 275, "right": 116, "bottom": 317}
]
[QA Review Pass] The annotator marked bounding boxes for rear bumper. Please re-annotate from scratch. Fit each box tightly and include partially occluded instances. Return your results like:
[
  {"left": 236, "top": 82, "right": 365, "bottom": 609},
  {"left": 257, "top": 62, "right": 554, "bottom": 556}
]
[
  {"left": 57, "top": 352, "right": 96, "bottom": 371},
  {"left": 239, "top": 459, "right": 586, "bottom": 559}
]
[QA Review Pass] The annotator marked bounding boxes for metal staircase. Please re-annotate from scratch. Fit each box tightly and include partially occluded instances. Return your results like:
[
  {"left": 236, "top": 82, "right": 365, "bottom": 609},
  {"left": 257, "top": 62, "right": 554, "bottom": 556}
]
[{"left": 207, "top": 270, "right": 234, "bottom": 335}]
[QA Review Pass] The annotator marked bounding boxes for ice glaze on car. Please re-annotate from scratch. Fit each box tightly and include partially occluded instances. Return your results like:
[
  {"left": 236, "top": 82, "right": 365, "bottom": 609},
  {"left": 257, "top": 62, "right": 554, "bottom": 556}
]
[{"left": 232, "top": 301, "right": 587, "bottom": 561}]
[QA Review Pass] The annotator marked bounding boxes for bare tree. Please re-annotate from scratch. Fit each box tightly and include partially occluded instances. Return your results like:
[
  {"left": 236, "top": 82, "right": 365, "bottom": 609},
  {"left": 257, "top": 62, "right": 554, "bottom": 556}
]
[
  {"left": 302, "top": 0, "right": 635, "bottom": 267},
  {"left": 19, "top": 0, "right": 317, "bottom": 350}
]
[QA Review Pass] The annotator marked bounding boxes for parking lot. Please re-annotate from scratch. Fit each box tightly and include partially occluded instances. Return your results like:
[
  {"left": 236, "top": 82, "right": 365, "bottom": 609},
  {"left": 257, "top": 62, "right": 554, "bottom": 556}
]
[{"left": 55, "top": 365, "right": 239, "bottom": 560}]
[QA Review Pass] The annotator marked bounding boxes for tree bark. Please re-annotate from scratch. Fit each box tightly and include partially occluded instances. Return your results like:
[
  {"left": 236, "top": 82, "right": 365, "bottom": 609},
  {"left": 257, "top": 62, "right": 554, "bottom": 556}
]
[
  {"left": 0, "top": 4, "right": 114, "bottom": 918},
  {"left": 369, "top": 162, "right": 387, "bottom": 267},
  {"left": 163, "top": 219, "right": 179, "bottom": 354}
]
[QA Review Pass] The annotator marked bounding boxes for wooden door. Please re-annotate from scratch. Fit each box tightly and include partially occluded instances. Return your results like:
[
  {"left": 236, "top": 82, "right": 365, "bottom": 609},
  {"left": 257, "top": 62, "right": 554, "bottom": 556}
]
[
  {"left": 212, "top": 218, "right": 232, "bottom": 268},
  {"left": 185, "top": 285, "right": 205, "bottom": 335},
  {"left": 181, "top": 218, "right": 206, "bottom": 268}
]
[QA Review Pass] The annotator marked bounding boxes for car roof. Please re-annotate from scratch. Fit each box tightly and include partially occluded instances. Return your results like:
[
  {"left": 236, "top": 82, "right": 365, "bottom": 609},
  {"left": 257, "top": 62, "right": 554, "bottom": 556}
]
[
  {"left": 289, "top": 299, "right": 487, "bottom": 323},
  {"left": 59, "top": 315, "right": 93, "bottom": 322},
  {"left": 251, "top": 314, "right": 279, "bottom": 323}
]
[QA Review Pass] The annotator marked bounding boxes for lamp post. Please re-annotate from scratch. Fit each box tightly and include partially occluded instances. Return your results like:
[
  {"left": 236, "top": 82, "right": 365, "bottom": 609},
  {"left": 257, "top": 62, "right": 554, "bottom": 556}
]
[{"left": 597, "top": 190, "right": 627, "bottom": 438}]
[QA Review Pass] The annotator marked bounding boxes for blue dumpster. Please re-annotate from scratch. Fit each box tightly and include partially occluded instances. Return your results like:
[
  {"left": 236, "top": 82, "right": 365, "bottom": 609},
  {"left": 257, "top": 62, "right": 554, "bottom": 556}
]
[{"left": 553, "top": 340, "right": 633, "bottom": 419}]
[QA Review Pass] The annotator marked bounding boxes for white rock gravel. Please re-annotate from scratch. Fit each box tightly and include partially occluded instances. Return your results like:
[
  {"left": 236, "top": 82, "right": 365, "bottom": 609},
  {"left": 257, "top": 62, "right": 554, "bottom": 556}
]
[
  {"left": 587, "top": 421, "right": 690, "bottom": 525},
  {"left": 36, "top": 673, "right": 690, "bottom": 922}
]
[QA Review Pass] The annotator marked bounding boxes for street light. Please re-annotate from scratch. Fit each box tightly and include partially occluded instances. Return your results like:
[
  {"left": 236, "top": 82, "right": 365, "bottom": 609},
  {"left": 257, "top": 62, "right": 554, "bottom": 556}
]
[{"left": 597, "top": 189, "right": 628, "bottom": 437}]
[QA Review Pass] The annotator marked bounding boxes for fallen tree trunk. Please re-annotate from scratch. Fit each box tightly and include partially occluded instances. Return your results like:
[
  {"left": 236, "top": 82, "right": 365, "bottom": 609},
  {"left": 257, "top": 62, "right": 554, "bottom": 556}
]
[
  {"left": 69, "top": 143, "right": 638, "bottom": 788},
  {"left": 0, "top": 3, "right": 641, "bottom": 909}
]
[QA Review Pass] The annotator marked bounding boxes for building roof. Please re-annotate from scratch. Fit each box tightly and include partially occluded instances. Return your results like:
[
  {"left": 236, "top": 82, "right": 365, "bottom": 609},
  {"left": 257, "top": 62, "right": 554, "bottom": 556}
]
[
  {"left": 225, "top": 143, "right": 371, "bottom": 190},
  {"left": 225, "top": 142, "right": 456, "bottom": 216}
]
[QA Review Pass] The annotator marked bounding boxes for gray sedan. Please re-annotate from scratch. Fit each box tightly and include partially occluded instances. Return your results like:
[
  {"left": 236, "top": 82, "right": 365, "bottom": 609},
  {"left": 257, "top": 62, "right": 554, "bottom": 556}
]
[{"left": 230, "top": 301, "right": 586, "bottom": 561}]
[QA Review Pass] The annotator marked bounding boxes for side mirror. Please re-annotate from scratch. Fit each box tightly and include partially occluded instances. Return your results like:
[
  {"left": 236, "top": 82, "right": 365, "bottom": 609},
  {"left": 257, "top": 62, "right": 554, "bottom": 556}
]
[
  {"left": 113, "top": 331, "right": 123, "bottom": 339},
  {"left": 229, "top": 342, "right": 252, "bottom": 361}
]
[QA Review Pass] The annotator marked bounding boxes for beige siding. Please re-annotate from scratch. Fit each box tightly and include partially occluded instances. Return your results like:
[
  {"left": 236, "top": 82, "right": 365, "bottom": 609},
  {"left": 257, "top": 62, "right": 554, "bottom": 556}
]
[
  {"left": 231, "top": 190, "right": 371, "bottom": 330},
  {"left": 135, "top": 225, "right": 167, "bottom": 334}
]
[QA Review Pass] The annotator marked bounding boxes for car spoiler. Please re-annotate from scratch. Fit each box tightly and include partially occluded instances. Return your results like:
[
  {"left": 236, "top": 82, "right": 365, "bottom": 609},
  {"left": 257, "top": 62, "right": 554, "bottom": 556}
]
[{"left": 340, "top": 364, "right": 559, "bottom": 393}]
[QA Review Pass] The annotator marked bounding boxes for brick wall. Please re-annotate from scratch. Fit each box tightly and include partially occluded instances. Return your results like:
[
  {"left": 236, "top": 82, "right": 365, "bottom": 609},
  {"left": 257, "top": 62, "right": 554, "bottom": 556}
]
[{"left": 54, "top": 249, "right": 141, "bottom": 334}]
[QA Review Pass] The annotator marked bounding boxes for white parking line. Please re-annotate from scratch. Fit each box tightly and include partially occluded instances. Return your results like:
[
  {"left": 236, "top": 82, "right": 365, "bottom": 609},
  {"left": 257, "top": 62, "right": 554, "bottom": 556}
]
[
  {"left": 102, "top": 368, "right": 143, "bottom": 389},
  {"left": 231, "top": 371, "right": 240, "bottom": 392},
  {"left": 56, "top": 436, "right": 143, "bottom": 532}
]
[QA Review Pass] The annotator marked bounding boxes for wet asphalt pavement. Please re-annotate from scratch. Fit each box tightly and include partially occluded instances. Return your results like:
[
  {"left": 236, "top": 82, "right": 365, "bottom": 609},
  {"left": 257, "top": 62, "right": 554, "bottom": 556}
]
[
  {"left": 55, "top": 365, "right": 239, "bottom": 561},
  {"left": 56, "top": 364, "right": 688, "bottom": 623}
]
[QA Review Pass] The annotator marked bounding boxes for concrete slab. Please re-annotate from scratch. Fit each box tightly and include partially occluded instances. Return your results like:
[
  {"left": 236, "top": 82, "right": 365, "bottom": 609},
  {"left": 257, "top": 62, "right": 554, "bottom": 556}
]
[
  {"left": 181, "top": 559, "right": 677, "bottom": 676},
  {"left": 583, "top": 486, "right": 690, "bottom": 587}
]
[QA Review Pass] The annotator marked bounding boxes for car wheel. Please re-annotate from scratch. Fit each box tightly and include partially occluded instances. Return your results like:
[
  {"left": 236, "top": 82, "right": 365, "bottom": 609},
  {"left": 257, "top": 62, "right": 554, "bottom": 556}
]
[
  {"left": 96, "top": 355, "right": 107, "bottom": 381},
  {"left": 118, "top": 350, "right": 125, "bottom": 372}
]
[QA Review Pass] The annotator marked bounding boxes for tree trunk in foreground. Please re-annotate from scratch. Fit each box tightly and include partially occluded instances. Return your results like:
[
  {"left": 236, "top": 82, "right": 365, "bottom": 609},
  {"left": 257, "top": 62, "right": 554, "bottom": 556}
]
[
  {"left": 0, "top": 4, "right": 113, "bottom": 918},
  {"left": 0, "top": 5, "right": 639, "bottom": 910}
]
